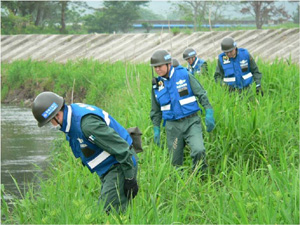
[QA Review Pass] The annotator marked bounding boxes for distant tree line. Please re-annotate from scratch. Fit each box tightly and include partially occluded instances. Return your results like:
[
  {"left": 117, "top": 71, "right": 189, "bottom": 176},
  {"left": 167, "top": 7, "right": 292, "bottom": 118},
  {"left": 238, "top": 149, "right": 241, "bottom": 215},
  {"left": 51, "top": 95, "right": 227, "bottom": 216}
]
[
  {"left": 1, "top": 1, "right": 149, "bottom": 34},
  {"left": 173, "top": 1, "right": 297, "bottom": 30},
  {"left": 1, "top": 1, "right": 89, "bottom": 34},
  {"left": 1, "top": 1, "right": 298, "bottom": 35}
]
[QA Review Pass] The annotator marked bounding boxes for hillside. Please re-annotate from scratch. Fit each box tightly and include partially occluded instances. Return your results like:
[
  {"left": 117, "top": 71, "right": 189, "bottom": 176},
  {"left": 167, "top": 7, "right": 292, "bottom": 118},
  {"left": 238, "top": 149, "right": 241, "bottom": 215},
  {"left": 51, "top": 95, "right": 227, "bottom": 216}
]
[{"left": 1, "top": 28, "right": 299, "bottom": 64}]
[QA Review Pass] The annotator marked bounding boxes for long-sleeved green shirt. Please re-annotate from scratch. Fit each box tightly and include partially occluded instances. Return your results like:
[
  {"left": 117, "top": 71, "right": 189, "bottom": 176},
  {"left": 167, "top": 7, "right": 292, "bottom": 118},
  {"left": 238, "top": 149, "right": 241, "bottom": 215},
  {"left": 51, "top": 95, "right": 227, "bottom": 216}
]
[
  {"left": 214, "top": 50, "right": 262, "bottom": 87},
  {"left": 81, "top": 114, "right": 135, "bottom": 179},
  {"left": 150, "top": 73, "right": 213, "bottom": 127}
]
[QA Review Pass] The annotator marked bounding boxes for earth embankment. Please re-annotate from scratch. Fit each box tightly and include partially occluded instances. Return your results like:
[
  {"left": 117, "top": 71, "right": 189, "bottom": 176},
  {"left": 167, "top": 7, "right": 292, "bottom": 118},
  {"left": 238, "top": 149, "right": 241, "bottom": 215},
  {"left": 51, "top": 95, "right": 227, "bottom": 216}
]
[{"left": 1, "top": 28, "right": 299, "bottom": 64}]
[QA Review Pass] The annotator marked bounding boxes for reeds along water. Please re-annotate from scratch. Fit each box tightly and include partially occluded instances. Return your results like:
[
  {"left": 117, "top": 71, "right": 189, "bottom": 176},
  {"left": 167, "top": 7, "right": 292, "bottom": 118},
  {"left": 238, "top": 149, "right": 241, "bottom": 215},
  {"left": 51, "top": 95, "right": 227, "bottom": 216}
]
[{"left": 1, "top": 58, "right": 299, "bottom": 224}]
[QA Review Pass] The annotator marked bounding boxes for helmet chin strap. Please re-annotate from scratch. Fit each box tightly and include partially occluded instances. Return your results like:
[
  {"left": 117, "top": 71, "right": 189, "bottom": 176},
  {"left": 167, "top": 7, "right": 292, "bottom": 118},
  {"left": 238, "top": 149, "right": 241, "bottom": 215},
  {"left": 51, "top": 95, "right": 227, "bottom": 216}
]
[
  {"left": 163, "top": 64, "right": 170, "bottom": 78},
  {"left": 53, "top": 116, "right": 62, "bottom": 127}
]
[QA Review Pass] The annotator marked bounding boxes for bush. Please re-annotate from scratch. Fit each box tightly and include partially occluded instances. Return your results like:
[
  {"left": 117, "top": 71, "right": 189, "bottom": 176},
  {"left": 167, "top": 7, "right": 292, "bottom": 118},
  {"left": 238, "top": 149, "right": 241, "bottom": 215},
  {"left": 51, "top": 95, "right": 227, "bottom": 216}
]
[{"left": 171, "top": 27, "right": 180, "bottom": 35}]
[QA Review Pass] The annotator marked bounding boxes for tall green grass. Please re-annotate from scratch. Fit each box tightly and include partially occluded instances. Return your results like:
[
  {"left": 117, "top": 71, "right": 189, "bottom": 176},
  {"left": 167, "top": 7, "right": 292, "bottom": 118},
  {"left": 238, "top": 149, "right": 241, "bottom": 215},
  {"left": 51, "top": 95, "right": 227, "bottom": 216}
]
[{"left": 1, "top": 58, "right": 299, "bottom": 224}]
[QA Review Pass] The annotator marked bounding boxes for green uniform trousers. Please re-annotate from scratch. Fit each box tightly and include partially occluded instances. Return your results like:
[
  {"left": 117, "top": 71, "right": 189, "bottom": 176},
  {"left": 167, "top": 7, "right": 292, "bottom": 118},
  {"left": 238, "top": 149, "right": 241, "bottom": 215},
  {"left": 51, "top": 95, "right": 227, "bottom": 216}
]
[
  {"left": 99, "top": 152, "right": 138, "bottom": 213},
  {"left": 165, "top": 115, "right": 206, "bottom": 169}
]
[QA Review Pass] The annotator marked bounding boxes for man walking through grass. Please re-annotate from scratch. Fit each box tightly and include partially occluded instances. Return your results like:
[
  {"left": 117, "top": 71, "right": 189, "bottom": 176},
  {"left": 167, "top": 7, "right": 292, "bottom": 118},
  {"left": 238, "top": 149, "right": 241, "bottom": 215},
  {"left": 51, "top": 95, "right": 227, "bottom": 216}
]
[
  {"left": 150, "top": 49, "right": 215, "bottom": 175},
  {"left": 214, "top": 37, "right": 263, "bottom": 95},
  {"left": 183, "top": 47, "right": 208, "bottom": 76},
  {"left": 32, "top": 91, "right": 138, "bottom": 214}
]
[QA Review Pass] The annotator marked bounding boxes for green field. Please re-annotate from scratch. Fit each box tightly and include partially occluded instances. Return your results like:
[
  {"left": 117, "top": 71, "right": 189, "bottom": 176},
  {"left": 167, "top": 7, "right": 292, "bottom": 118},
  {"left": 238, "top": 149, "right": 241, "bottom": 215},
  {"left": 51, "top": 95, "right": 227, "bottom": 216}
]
[{"left": 1, "top": 58, "right": 299, "bottom": 224}]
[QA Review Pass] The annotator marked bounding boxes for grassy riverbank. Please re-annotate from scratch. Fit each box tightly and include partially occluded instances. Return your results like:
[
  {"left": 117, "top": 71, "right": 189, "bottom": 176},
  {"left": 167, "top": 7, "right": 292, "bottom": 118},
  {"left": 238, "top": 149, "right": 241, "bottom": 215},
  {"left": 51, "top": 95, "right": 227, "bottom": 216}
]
[{"left": 1, "top": 59, "right": 299, "bottom": 224}]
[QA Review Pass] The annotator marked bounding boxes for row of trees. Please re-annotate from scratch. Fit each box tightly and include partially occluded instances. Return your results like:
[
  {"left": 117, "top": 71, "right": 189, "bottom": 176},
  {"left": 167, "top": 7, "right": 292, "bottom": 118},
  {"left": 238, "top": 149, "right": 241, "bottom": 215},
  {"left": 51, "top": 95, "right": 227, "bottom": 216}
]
[
  {"left": 174, "top": 1, "right": 298, "bottom": 30},
  {"left": 1, "top": 1, "right": 89, "bottom": 34},
  {"left": 1, "top": 1, "right": 148, "bottom": 34},
  {"left": 1, "top": 1, "right": 299, "bottom": 35}
]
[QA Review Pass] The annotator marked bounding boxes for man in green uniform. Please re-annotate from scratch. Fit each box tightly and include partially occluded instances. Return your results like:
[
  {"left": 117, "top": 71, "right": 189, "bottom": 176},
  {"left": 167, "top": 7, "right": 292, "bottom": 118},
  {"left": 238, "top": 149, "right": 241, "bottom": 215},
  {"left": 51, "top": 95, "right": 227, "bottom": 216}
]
[
  {"left": 150, "top": 49, "right": 215, "bottom": 175},
  {"left": 32, "top": 92, "right": 138, "bottom": 214},
  {"left": 214, "top": 37, "right": 263, "bottom": 95},
  {"left": 183, "top": 47, "right": 208, "bottom": 76}
]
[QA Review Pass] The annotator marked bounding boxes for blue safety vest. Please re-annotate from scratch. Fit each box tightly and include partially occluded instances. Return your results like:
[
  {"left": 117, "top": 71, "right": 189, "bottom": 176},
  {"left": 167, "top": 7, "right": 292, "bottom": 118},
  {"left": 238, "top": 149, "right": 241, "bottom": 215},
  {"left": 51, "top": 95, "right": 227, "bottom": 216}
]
[
  {"left": 219, "top": 48, "right": 253, "bottom": 89},
  {"left": 153, "top": 66, "right": 200, "bottom": 120},
  {"left": 60, "top": 103, "right": 135, "bottom": 176},
  {"left": 187, "top": 57, "right": 206, "bottom": 75}
]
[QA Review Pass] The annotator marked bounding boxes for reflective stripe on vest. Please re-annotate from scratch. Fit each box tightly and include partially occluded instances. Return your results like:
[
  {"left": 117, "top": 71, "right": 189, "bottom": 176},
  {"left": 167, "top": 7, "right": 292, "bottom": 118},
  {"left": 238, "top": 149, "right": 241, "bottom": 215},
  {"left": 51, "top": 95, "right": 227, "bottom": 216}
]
[
  {"left": 192, "top": 58, "right": 199, "bottom": 69},
  {"left": 223, "top": 77, "right": 236, "bottom": 83},
  {"left": 87, "top": 151, "right": 110, "bottom": 169},
  {"left": 242, "top": 72, "right": 253, "bottom": 80},
  {"left": 179, "top": 96, "right": 196, "bottom": 105},
  {"left": 102, "top": 110, "right": 111, "bottom": 125},
  {"left": 161, "top": 104, "right": 171, "bottom": 111},
  {"left": 87, "top": 110, "right": 112, "bottom": 169},
  {"left": 65, "top": 105, "right": 72, "bottom": 132}
]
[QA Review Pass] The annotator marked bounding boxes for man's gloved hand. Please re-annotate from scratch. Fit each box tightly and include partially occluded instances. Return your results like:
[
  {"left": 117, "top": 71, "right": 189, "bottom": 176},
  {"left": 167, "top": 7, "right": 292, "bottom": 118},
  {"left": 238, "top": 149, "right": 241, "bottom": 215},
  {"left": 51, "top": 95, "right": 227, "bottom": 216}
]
[
  {"left": 256, "top": 85, "right": 264, "bottom": 96},
  {"left": 124, "top": 178, "right": 138, "bottom": 200},
  {"left": 153, "top": 126, "right": 160, "bottom": 146},
  {"left": 205, "top": 109, "right": 215, "bottom": 132}
]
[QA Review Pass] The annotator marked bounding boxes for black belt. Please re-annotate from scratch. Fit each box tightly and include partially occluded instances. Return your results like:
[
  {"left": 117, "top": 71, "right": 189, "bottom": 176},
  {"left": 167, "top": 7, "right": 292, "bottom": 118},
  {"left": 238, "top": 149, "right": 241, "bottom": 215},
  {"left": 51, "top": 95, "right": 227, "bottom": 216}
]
[{"left": 177, "top": 113, "right": 198, "bottom": 121}]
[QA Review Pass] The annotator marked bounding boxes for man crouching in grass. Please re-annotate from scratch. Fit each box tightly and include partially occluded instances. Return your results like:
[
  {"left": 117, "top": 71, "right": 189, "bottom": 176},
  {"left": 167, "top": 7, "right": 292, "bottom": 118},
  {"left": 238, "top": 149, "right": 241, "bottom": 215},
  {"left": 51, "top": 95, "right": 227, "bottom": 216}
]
[{"left": 32, "top": 91, "right": 138, "bottom": 214}]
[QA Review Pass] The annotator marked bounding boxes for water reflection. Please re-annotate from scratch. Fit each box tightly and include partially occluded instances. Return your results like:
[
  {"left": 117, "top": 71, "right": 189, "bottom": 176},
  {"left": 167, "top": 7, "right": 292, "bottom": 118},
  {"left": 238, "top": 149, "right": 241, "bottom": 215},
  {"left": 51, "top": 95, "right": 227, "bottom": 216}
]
[{"left": 1, "top": 105, "right": 59, "bottom": 199}]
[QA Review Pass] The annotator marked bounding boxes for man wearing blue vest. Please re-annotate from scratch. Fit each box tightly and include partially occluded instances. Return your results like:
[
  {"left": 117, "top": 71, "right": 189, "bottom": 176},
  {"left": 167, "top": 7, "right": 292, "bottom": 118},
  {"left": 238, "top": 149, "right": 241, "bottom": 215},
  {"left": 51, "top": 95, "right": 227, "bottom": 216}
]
[
  {"left": 32, "top": 92, "right": 138, "bottom": 214},
  {"left": 183, "top": 47, "right": 208, "bottom": 76},
  {"left": 150, "top": 49, "right": 215, "bottom": 175},
  {"left": 214, "top": 37, "right": 263, "bottom": 95}
]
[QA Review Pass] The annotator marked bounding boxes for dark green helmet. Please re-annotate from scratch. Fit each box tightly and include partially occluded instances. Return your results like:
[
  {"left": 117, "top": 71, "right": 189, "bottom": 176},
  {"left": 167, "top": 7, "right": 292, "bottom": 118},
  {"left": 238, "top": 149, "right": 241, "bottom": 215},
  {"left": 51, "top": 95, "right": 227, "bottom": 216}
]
[
  {"left": 172, "top": 58, "right": 180, "bottom": 67},
  {"left": 150, "top": 50, "right": 172, "bottom": 66},
  {"left": 183, "top": 47, "right": 197, "bottom": 60},
  {"left": 221, "top": 37, "right": 237, "bottom": 52},
  {"left": 32, "top": 92, "right": 64, "bottom": 127}
]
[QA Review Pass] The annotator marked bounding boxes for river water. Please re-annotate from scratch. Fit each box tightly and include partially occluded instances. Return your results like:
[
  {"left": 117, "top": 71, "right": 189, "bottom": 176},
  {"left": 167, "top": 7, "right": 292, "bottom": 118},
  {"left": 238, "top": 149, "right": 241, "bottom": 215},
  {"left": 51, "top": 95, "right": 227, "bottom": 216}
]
[{"left": 1, "top": 104, "right": 59, "bottom": 200}]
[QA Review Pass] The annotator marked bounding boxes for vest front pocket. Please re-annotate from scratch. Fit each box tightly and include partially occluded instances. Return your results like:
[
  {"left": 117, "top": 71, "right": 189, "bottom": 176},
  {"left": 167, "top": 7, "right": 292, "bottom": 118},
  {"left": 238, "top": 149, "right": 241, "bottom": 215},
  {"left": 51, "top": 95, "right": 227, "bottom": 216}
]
[
  {"left": 242, "top": 72, "right": 253, "bottom": 87},
  {"left": 156, "top": 87, "right": 171, "bottom": 106},
  {"left": 223, "top": 66, "right": 235, "bottom": 77},
  {"left": 179, "top": 96, "right": 198, "bottom": 114}
]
